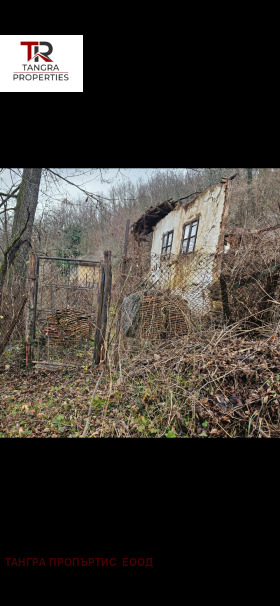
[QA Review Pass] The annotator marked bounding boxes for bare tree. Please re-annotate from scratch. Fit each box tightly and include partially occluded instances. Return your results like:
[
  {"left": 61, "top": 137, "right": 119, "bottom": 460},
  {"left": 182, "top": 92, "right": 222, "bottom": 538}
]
[{"left": 9, "top": 168, "right": 42, "bottom": 286}]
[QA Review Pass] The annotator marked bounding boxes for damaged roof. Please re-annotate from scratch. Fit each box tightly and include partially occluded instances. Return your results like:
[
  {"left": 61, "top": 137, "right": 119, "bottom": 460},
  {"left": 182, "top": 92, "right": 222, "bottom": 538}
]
[
  {"left": 132, "top": 175, "right": 237, "bottom": 238},
  {"left": 132, "top": 198, "right": 178, "bottom": 238}
]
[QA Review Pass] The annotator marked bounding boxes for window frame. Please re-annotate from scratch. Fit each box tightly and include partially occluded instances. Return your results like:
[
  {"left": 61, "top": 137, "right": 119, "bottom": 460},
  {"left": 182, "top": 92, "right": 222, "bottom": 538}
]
[
  {"left": 181, "top": 218, "right": 199, "bottom": 255},
  {"left": 161, "top": 229, "right": 174, "bottom": 259}
]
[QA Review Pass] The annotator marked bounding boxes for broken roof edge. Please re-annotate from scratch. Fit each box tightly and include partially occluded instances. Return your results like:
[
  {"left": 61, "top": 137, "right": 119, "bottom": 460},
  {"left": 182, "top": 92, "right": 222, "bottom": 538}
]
[
  {"left": 132, "top": 174, "right": 237, "bottom": 238},
  {"left": 131, "top": 198, "right": 178, "bottom": 238}
]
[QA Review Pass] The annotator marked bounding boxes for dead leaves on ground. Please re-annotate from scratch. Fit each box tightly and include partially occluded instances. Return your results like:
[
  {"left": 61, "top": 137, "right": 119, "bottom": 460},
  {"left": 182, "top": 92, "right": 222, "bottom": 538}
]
[
  {"left": 0, "top": 370, "right": 99, "bottom": 438},
  {"left": 1, "top": 334, "right": 280, "bottom": 438}
]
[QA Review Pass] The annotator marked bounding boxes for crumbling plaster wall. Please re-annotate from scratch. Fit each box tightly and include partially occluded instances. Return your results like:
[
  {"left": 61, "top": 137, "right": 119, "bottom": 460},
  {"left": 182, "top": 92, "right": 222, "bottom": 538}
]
[{"left": 149, "top": 181, "right": 229, "bottom": 315}]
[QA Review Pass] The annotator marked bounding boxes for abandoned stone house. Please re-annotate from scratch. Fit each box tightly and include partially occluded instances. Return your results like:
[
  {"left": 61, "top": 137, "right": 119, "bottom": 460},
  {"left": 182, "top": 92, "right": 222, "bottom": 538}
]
[
  {"left": 121, "top": 176, "right": 237, "bottom": 339},
  {"left": 134, "top": 177, "right": 235, "bottom": 308}
]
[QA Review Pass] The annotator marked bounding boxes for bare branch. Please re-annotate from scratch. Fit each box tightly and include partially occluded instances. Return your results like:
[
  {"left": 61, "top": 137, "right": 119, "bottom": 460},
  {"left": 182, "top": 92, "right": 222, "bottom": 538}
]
[{"left": 80, "top": 371, "right": 104, "bottom": 438}]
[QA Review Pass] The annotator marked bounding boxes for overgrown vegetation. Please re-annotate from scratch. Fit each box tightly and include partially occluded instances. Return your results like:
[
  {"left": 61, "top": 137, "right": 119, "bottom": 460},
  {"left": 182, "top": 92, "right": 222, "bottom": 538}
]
[
  {"left": 2, "top": 168, "right": 280, "bottom": 438},
  {"left": 2, "top": 323, "right": 280, "bottom": 437}
]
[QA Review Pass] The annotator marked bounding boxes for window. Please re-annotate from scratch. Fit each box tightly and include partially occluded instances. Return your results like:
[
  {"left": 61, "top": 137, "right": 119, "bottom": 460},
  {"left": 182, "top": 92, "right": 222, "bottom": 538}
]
[
  {"left": 161, "top": 230, "right": 174, "bottom": 258},
  {"left": 181, "top": 219, "right": 199, "bottom": 254}
]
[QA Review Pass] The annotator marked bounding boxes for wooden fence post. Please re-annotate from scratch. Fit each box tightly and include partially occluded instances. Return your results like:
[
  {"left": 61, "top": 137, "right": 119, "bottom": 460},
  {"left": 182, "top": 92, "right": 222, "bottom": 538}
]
[
  {"left": 25, "top": 251, "right": 37, "bottom": 363},
  {"left": 94, "top": 251, "right": 112, "bottom": 366},
  {"left": 114, "top": 219, "right": 130, "bottom": 365}
]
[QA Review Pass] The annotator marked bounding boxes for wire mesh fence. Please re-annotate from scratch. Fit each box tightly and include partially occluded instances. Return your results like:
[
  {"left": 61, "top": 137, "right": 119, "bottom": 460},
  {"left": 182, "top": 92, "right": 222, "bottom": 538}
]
[
  {"left": 32, "top": 256, "right": 101, "bottom": 366},
  {"left": 120, "top": 251, "right": 220, "bottom": 342},
  {"left": 119, "top": 241, "right": 280, "bottom": 343}
]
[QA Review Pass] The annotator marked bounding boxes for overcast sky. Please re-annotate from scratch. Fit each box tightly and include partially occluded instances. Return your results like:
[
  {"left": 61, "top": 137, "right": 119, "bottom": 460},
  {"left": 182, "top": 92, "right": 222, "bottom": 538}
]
[
  {"left": 1, "top": 169, "right": 188, "bottom": 217},
  {"left": 50, "top": 168, "right": 169, "bottom": 200},
  {"left": 37, "top": 168, "right": 183, "bottom": 215}
]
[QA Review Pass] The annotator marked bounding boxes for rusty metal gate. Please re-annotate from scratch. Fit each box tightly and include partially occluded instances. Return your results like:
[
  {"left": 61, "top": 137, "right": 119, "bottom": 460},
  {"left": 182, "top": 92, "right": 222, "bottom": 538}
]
[{"left": 31, "top": 256, "right": 101, "bottom": 367}]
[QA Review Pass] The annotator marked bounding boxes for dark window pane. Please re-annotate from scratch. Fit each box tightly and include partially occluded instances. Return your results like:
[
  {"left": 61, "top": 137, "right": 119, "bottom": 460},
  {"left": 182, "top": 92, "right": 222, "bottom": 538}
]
[
  {"left": 191, "top": 222, "right": 198, "bottom": 237},
  {"left": 188, "top": 237, "right": 195, "bottom": 252},
  {"left": 182, "top": 220, "right": 198, "bottom": 254},
  {"left": 162, "top": 231, "right": 173, "bottom": 256}
]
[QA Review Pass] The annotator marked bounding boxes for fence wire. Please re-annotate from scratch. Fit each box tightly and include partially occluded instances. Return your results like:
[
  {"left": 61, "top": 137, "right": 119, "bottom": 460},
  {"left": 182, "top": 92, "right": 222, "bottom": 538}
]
[
  {"left": 120, "top": 247, "right": 280, "bottom": 342},
  {"left": 33, "top": 257, "right": 101, "bottom": 365}
]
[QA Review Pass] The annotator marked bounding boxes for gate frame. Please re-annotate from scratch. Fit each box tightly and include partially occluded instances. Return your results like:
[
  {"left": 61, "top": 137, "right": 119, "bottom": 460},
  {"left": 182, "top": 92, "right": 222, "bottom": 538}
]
[{"left": 25, "top": 252, "right": 102, "bottom": 365}]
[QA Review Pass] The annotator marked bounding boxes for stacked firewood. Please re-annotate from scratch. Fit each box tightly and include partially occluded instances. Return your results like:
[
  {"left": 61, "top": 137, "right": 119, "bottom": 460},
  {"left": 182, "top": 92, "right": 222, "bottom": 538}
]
[{"left": 44, "top": 308, "right": 91, "bottom": 344}]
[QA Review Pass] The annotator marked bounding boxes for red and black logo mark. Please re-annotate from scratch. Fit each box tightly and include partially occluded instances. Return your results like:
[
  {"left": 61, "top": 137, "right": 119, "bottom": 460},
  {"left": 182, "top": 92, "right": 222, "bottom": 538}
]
[{"left": 21, "top": 41, "right": 53, "bottom": 62}]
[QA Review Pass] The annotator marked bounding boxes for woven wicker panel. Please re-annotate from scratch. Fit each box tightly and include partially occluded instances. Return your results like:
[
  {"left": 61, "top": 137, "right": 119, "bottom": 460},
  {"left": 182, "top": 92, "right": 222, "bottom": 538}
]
[
  {"left": 165, "top": 298, "right": 190, "bottom": 337},
  {"left": 139, "top": 294, "right": 189, "bottom": 340},
  {"left": 140, "top": 295, "right": 166, "bottom": 340}
]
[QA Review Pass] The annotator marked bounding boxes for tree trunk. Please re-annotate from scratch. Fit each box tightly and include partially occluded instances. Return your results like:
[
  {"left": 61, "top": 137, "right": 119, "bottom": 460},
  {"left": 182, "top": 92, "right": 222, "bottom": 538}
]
[
  {"left": 9, "top": 168, "right": 42, "bottom": 287},
  {"left": 0, "top": 294, "right": 28, "bottom": 356}
]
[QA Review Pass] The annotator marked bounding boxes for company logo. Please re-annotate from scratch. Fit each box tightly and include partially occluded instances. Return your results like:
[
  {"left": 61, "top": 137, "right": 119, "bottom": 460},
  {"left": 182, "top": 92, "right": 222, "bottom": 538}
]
[
  {"left": 21, "top": 41, "right": 53, "bottom": 62},
  {"left": 13, "top": 40, "right": 69, "bottom": 82}
]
